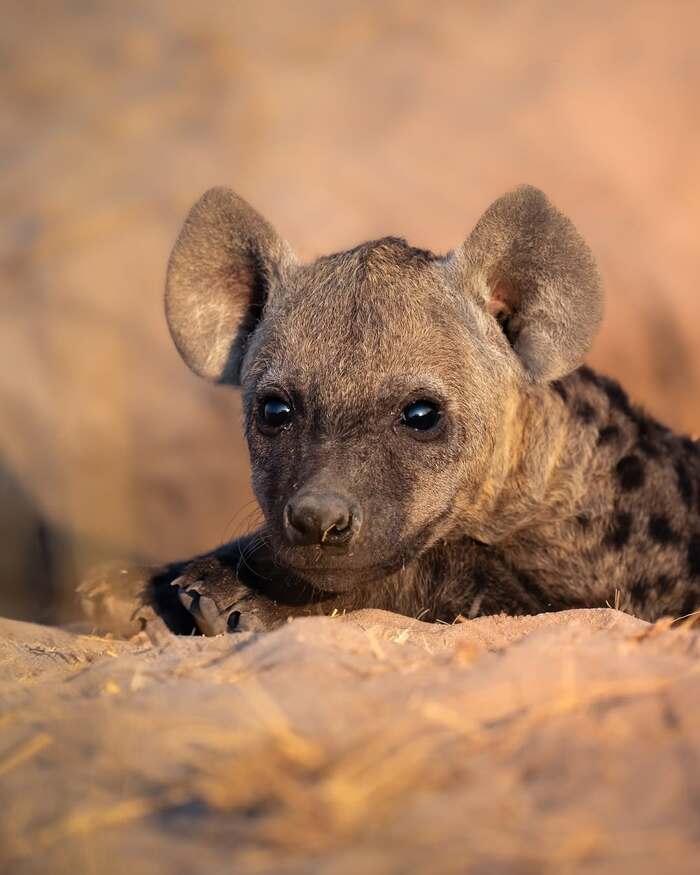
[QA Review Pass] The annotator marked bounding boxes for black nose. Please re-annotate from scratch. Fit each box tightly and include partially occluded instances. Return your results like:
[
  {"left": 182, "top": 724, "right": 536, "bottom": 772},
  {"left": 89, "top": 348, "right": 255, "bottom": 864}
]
[{"left": 284, "top": 492, "right": 361, "bottom": 548}]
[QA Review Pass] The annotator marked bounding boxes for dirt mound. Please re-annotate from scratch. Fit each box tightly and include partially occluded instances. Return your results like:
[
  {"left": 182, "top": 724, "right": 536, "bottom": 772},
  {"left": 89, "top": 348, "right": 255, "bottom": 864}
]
[{"left": 2, "top": 608, "right": 700, "bottom": 874}]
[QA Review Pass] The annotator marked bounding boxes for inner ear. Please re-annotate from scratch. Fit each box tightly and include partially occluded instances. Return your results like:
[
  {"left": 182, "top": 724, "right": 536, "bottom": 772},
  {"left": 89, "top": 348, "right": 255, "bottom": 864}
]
[
  {"left": 487, "top": 277, "right": 521, "bottom": 341},
  {"left": 458, "top": 185, "right": 603, "bottom": 383},
  {"left": 165, "top": 187, "right": 294, "bottom": 384}
]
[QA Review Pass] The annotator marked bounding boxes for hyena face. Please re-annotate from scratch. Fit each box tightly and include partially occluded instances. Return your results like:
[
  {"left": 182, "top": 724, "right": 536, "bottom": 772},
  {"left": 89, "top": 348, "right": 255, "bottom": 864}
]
[
  {"left": 237, "top": 242, "right": 516, "bottom": 589},
  {"left": 165, "top": 186, "right": 602, "bottom": 591}
]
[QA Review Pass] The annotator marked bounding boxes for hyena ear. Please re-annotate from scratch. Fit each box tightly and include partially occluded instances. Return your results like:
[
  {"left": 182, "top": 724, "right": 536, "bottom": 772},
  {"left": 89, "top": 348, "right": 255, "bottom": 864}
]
[
  {"left": 458, "top": 186, "right": 603, "bottom": 382},
  {"left": 165, "top": 187, "right": 295, "bottom": 383}
]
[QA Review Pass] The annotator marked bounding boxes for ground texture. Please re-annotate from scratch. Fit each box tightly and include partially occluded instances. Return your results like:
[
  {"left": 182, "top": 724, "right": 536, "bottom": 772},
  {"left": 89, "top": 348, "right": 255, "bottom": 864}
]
[{"left": 3, "top": 608, "right": 700, "bottom": 874}]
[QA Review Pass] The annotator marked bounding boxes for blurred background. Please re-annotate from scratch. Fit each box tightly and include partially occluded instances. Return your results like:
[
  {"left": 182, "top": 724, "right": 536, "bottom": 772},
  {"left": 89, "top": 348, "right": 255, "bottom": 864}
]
[{"left": 2, "top": 0, "right": 700, "bottom": 622}]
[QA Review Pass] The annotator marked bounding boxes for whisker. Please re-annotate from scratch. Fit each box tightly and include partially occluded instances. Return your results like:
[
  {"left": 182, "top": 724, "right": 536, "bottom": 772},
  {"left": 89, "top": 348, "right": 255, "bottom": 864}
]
[
  {"left": 236, "top": 532, "right": 275, "bottom": 580},
  {"left": 218, "top": 498, "right": 260, "bottom": 543}
]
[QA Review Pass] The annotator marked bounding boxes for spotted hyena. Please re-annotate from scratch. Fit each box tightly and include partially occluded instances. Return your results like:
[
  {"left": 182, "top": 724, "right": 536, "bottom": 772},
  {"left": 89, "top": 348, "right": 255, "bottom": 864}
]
[{"left": 81, "top": 186, "right": 700, "bottom": 637}]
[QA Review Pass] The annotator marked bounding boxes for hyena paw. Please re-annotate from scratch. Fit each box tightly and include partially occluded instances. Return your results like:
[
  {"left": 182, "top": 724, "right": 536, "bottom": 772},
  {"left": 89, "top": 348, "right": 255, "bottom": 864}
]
[
  {"left": 170, "top": 556, "right": 273, "bottom": 635},
  {"left": 78, "top": 562, "right": 179, "bottom": 641}
]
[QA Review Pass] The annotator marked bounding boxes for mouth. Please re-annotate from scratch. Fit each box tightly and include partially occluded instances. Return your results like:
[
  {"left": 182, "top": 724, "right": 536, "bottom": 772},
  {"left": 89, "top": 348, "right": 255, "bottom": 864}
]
[
  {"left": 283, "top": 561, "right": 397, "bottom": 591},
  {"left": 265, "top": 538, "right": 409, "bottom": 590},
  {"left": 277, "top": 555, "right": 404, "bottom": 592},
  {"left": 269, "top": 508, "right": 454, "bottom": 591}
]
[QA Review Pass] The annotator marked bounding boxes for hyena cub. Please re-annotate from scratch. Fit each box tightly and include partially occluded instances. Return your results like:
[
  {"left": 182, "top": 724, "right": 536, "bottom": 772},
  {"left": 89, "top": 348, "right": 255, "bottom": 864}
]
[{"left": 82, "top": 186, "right": 700, "bottom": 636}]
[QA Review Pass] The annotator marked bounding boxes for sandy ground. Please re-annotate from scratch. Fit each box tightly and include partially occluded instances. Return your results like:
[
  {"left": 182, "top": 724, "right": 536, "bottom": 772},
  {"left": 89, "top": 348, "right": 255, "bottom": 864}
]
[
  {"left": 3, "top": 607, "right": 700, "bottom": 874},
  {"left": 3, "top": 1, "right": 700, "bottom": 620}
]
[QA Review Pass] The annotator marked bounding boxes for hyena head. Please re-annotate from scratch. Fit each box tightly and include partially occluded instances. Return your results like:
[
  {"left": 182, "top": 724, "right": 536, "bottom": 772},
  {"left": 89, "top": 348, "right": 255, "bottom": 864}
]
[{"left": 165, "top": 186, "right": 603, "bottom": 592}]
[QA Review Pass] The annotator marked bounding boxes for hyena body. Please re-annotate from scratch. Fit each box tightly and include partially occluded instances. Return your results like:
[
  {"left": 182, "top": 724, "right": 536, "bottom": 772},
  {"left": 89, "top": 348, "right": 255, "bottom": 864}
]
[{"left": 82, "top": 187, "right": 700, "bottom": 636}]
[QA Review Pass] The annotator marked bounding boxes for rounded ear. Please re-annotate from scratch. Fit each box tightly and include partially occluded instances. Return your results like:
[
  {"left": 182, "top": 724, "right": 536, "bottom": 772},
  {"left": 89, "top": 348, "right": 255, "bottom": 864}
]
[
  {"left": 165, "top": 187, "right": 295, "bottom": 383},
  {"left": 458, "top": 186, "right": 603, "bottom": 382}
]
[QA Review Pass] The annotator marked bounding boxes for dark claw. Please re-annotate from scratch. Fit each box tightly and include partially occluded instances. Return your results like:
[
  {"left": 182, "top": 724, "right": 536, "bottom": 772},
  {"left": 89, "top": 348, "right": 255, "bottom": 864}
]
[
  {"left": 170, "top": 563, "right": 273, "bottom": 636},
  {"left": 171, "top": 575, "right": 246, "bottom": 636}
]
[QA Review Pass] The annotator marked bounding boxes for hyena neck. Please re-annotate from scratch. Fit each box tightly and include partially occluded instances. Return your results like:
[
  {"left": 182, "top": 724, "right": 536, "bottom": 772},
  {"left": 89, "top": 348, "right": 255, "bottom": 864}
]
[
  {"left": 454, "top": 369, "right": 600, "bottom": 545},
  {"left": 548, "top": 363, "right": 700, "bottom": 519},
  {"left": 517, "top": 365, "right": 700, "bottom": 618},
  {"left": 456, "top": 364, "right": 698, "bottom": 548}
]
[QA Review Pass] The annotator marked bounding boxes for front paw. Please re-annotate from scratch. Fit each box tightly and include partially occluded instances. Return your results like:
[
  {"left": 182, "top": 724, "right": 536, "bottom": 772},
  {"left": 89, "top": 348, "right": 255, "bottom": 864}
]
[
  {"left": 170, "top": 556, "right": 273, "bottom": 635},
  {"left": 78, "top": 561, "right": 189, "bottom": 641}
]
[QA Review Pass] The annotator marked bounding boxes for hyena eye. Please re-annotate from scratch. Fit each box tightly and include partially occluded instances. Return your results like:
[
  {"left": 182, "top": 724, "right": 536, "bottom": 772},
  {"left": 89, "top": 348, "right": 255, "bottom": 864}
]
[
  {"left": 400, "top": 399, "right": 441, "bottom": 432},
  {"left": 258, "top": 396, "right": 293, "bottom": 431}
]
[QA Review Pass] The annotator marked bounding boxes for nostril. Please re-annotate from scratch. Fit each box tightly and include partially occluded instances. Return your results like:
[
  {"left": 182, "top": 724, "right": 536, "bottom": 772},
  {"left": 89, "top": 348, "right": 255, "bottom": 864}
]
[
  {"left": 284, "top": 500, "right": 323, "bottom": 544},
  {"left": 283, "top": 502, "right": 296, "bottom": 534},
  {"left": 284, "top": 494, "right": 361, "bottom": 547},
  {"left": 321, "top": 514, "right": 353, "bottom": 544}
]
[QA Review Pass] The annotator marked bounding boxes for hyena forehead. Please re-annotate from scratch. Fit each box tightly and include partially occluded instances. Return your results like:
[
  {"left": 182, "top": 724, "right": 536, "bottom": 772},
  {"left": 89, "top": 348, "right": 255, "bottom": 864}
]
[{"left": 245, "top": 236, "right": 491, "bottom": 389}]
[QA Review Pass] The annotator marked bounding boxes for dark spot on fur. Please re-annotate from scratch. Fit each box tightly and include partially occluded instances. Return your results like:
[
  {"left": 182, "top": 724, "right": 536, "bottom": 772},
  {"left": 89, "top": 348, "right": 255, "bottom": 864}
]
[
  {"left": 515, "top": 571, "right": 556, "bottom": 610},
  {"left": 648, "top": 514, "right": 679, "bottom": 545},
  {"left": 576, "top": 513, "right": 591, "bottom": 528},
  {"left": 574, "top": 400, "right": 596, "bottom": 424},
  {"left": 602, "top": 379, "right": 634, "bottom": 418},
  {"left": 603, "top": 511, "right": 633, "bottom": 549},
  {"left": 471, "top": 567, "right": 489, "bottom": 591},
  {"left": 635, "top": 417, "right": 662, "bottom": 458},
  {"left": 674, "top": 459, "right": 693, "bottom": 509},
  {"left": 597, "top": 425, "right": 620, "bottom": 446},
  {"left": 637, "top": 439, "right": 661, "bottom": 458},
  {"left": 679, "top": 590, "right": 699, "bottom": 617},
  {"left": 551, "top": 380, "right": 568, "bottom": 402},
  {"left": 577, "top": 365, "right": 599, "bottom": 386},
  {"left": 630, "top": 578, "right": 648, "bottom": 602},
  {"left": 681, "top": 436, "right": 699, "bottom": 455},
  {"left": 687, "top": 536, "right": 700, "bottom": 577},
  {"left": 656, "top": 574, "right": 672, "bottom": 591},
  {"left": 615, "top": 455, "right": 645, "bottom": 492}
]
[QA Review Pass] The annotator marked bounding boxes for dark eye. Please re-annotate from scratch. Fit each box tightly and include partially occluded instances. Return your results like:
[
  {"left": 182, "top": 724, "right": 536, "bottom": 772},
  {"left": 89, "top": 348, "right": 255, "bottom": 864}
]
[
  {"left": 400, "top": 399, "right": 441, "bottom": 432},
  {"left": 258, "top": 396, "right": 293, "bottom": 431}
]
